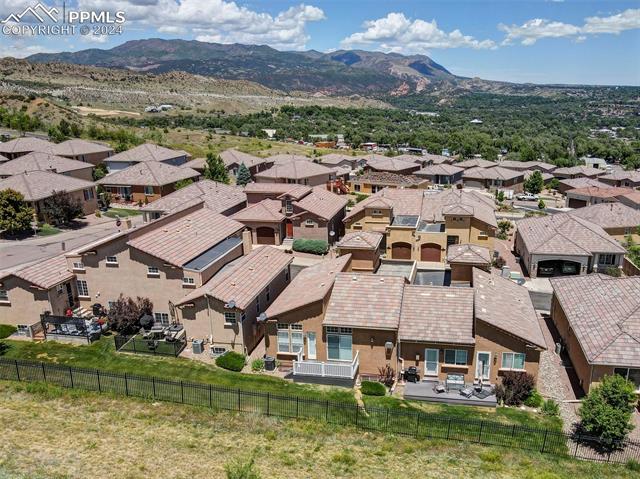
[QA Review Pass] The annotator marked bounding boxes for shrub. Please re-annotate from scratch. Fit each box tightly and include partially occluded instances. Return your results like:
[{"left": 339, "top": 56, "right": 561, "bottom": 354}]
[
  {"left": 224, "top": 456, "right": 261, "bottom": 479},
  {"left": 578, "top": 374, "right": 636, "bottom": 447},
  {"left": 354, "top": 193, "right": 368, "bottom": 203},
  {"left": 0, "top": 324, "right": 17, "bottom": 339},
  {"left": 292, "top": 239, "right": 329, "bottom": 255},
  {"left": 627, "top": 460, "right": 640, "bottom": 472},
  {"left": 524, "top": 389, "right": 544, "bottom": 408},
  {"left": 361, "top": 380, "right": 386, "bottom": 396},
  {"left": 108, "top": 294, "right": 153, "bottom": 335},
  {"left": 251, "top": 358, "right": 264, "bottom": 372},
  {"left": 216, "top": 351, "right": 246, "bottom": 372},
  {"left": 541, "top": 399, "right": 560, "bottom": 416},
  {"left": 495, "top": 371, "right": 535, "bottom": 406},
  {"left": 603, "top": 266, "right": 622, "bottom": 277},
  {"left": 537, "top": 199, "right": 546, "bottom": 210}
]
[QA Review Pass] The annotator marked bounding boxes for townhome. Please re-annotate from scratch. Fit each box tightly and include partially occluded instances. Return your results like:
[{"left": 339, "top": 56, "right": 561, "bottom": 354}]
[
  {"left": 567, "top": 203, "right": 640, "bottom": 242},
  {"left": 363, "top": 156, "right": 422, "bottom": 175},
  {"left": 550, "top": 274, "right": 640, "bottom": 393},
  {"left": 232, "top": 199, "right": 286, "bottom": 245},
  {"left": 446, "top": 243, "right": 491, "bottom": 283},
  {"left": 0, "top": 170, "right": 97, "bottom": 220},
  {"left": 0, "top": 137, "right": 54, "bottom": 160},
  {"left": 290, "top": 186, "right": 348, "bottom": 243},
  {"left": 180, "top": 158, "right": 207, "bottom": 174},
  {"left": 343, "top": 189, "right": 497, "bottom": 263},
  {"left": 598, "top": 170, "right": 640, "bottom": 189},
  {"left": 244, "top": 183, "right": 311, "bottom": 205},
  {"left": 462, "top": 166, "right": 524, "bottom": 192},
  {"left": 0, "top": 255, "right": 77, "bottom": 335},
  {"left": 104, "top": 143, "right": 191, "bottom": 172},
  {"left": 514, "top": 213, "right": 627, "bottom": 278},
  {"left": 175, "top": 246, "right": 293, "bottom": 355},
  {"left": 65, "top": 203, "right": 249, "bottom": 324},
  {"left": 254, "top": 159, "right": 336, "bottom": 187},
  {"left": 318, "top": 153, "right": 365, "bottom": 171},
  {"left": 220, "top": 149, "right": 273, "bottom": 176},
  {"left": 348, "top": 171, "right": 429, "bottom": 194},
  {"left": 616, "top": 190, "right": 640, "bottom": 210},
  {"left": 455, "top": 158, "right": 496, "bottom": 169},
  {"left": 0, "top": 152, "right": 94, "bottom": 181},
  {"left": 49, "top": 139, "right": 114, "bottom": 165},
  {"left": 423, "top": 153, "right": 456, "bottom": 166},
  {"left": 497, "top": 160, "right": 557, "bottom": 173},
  {"left": 553, "top": 165, "right": 605, "bottom": 180},
  {"left": 336, "top": 232, "right": 383, "bottom": 272},
  {"left": 558, "top": 177, "right": 610, "bottom": 196},
  {"left": 414, "top": 164, "right": 464, "bottom": 185},
  {"left": 96, "top": 161, "right": 200, "bottom": 204}
]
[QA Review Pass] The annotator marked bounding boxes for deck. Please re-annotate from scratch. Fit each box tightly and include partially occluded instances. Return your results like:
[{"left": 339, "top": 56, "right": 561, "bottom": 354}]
[{"left": 403, "top": 381, "right": 497, "bottom": 407}]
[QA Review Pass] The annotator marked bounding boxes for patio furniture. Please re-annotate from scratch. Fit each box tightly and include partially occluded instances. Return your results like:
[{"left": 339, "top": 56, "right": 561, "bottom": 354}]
[
  {"left": 460, "top": 387, "right": 474, "bottom": 398},
  {"left": 446, "top": 373, "right": 464, "bottom": 390},
  {"left": 404, "top": 366, "right": 420, "bottom": 383},
  {"left": 433, "top": 383, "right": 447, "bottom": 394},
  {"left": 473, "top": 388, "right": 493, "bottom": 400}
]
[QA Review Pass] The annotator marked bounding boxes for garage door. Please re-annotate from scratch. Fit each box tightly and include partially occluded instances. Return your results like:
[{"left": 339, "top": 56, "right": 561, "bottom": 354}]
[
  {"left": 567, "top": 198, "right": 587, "bottom": 208},
  {"left": 256, "top": 227, "right": 276, "bottom": 245},
  {"left": 391, "top": 242, "right": 412, "bottom": 260},
  {"left": 464, "top": 180, "right": 484, "bottom": 189},
  {"left": 420, "top": 243, "right": 441, "bottom": 262}
]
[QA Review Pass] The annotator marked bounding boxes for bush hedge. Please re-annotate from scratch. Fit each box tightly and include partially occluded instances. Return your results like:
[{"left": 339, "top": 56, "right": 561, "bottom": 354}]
[
  {"left": 0, "top": 324, "right": 17, "bottom": 339},
  {"left": 292, "top": 239, "right": 329, "bottom": 255},
  {"left": 524, "top": 389, "right": 544, "bottom": 408},
  {"left": 251, "top": 358, "right": 264, "bottom": 372},
  {"left": 361, "top": 380, "right": 386, "bottom": 396},
  {"left": 215, "top": 351, "right": 246, "bottom": 372}
]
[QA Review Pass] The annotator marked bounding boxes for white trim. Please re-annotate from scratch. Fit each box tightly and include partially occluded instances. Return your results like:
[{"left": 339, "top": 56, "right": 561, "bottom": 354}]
[
  {"left": 476, "top": 351, "right": 491, "bottom": 380},
  {"left": 424, "top": 348, "right": 439, "bottom": 377}
]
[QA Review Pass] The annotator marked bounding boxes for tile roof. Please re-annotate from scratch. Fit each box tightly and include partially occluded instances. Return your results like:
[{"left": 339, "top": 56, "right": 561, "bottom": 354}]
[
  {"left": 560, "top": 178, "right": 611, "bottom": 191},
  {"left": 1, "top": 254, "right": 74, "bottom": 289},
  {"left": 220, "top": 149, "right": 270, "bottom": 169},
  {"left": 351, "top": 171, "right": 429, "bottom": 186},
  {"left": 473, "top": 268, "right": 546, "bottom": 348},
  {"left": 106, "top": 143, "right": 190, "bottom": 164},
  {"left": 415, "top": 164, "right": 463, "bottom": 177},
  {"left": 0, "top": 170, "right": 94, "bottom": 201},
  {"left": 177, "top": 246, "right": 292, "bottom": 310},
  {"left": 0, "top": 137, "right": 54, "bottom": 155},
  {"left": 398, "top": 285, "right": 475, "bottom": 344},
  {"left": 243, "top": 182, "right": 312, "bottom": 200},
  {"left": 616, "top": 190, "right": 640, "bottom": 206},
  {"left": 0, "top": 152, "right": 92, "bottom": 176},
  {"left": 337, "top": 231, "right": 383, "bottom": 250},
  {"left": 498, "top": 160, "right": 557, "bottom": 172},
  {"left": 267, "top": 154, "right": 313, "bottom": 165},
  {"left": 323, "top": 273, "right": 406, "bottom": 330},
  {"left": 554, "top": 165, "right": 605, "bottom": 177},
  {"left": 139, "top": 179, "right": 246, "bottom": 215},
  {"left": 463, "top": 166, "right": 524, "bottom": 181},
  {"left": 423, "top": 153, "right": 454, "bottom": 164},
  {"left": 127, "top": 206, "right": 244, "bottom": 266},
  {"left": 365, "top": 156, "right": 421, "bottom": 172},
  {"left": 567, "top": 185, "right": 634, "bottom": 199},
  {"left": 49, "top": 139, "right": 114, "bottom": 157},
  {"left": 181, "top": 158, "right": 207, "bottom": 170},
  {"left": 293, "top": 186, "right": 348, "bottom": 220},
  {"left": 599, "top": 170, "right": 640, "bottom": 183},
  {"left": 524, "top": 170, "right": 554, "bottom": 182},
  {"left": 318, "top": 153, "right": 357, "bottom": 166},
  {"left": 447, "top": 243, "right": 491, "bottom": 264},
  {"left": 231, "top": 199, "right": 285, "bottom": 222},
  {"left": 265, "top": 255, "right": 351, "bottom": 318},
  {"left": 455, "top": 158, "right": 497, "bottom": 169},
  {"left": 567, "top": 203, "right": 640, "bottom": 229},
  {"left": 516, "top": 213, "right": 626, "bottom": 256},
  {"left": 550, "top": 274, "right": 640, "bottom": 367},
  {"left": 0, "top": 154, "right": 8, "bottom": 163},
  {"left": 97, "top": 161, "right": 199, "bottom": 187},
  {"left": 254, "top": 160, "right": 334, "bottom": 180}
]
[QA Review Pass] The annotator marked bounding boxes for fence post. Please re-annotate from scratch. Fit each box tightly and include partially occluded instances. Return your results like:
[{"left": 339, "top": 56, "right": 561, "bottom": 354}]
[
  {"left": 541, "top": 430, "right": 548, "bottom": 453},
  {"left": 124, "top": 373, "right": 129, "bottom": 396},
  {"left": 415, "top": 413, "right": 420, "bottom": 436},
  {"left": 68, "top": 366, "right": 74, "bottom": 388},
  {"left": 237, "top": 388, "right": 241, "bottom": 411},
  {"left": 152, "top": 377, "right": 156, "bottom": 399},
  {"left": 267, "top": 393, "right": 270, "bottom": 416},
  {"left": 180, "top": 381, "right": 184, "bottom": 403},
  {"left": 355, "top": 404, "right": 359, "bottom": 427},
  {"left": 325, "top": 400, "right": 329, "bottom": 422},
  {"left": 446, "top": 418, "right": 452, "bottom": 440},
  {"left": 41, "top": 363, "right": 46, "bottom": 382},
  {"left": 574, "top": 435, "right": 580, "bottom": 457},
  {"left": 478, "top": 421, "right": 484, "bottom": 443},
  {"left": 14, "top": 359, "right": 20, "bottom": 381},
  {"left": 296, "top": 396, "right": 299, "bottom": 418},
  {"left": 209, "top": 384, "right": 213, "bottom": 408},
  {"left": 96, "top": 369, "right": 101, "bottom": 393}
]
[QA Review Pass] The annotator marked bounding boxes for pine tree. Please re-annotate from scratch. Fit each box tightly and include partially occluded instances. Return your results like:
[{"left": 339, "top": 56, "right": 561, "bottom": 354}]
[
  {"left": 236, "top": 163, "right": 252, "bottom": 186},
  {"left": 203, "top": 152, "right": 230, "bottom": 184}
]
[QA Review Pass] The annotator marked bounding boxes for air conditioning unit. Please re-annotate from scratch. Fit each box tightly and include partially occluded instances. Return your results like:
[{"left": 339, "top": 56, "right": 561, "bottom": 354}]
[{"left": 192, "top": 339, "right": 204, "bottom": 354}]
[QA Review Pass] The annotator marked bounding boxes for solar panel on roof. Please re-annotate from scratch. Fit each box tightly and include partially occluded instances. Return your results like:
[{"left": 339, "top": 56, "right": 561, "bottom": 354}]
[{"left": 183, "top": 237, "right": 243, "bottom": 271}]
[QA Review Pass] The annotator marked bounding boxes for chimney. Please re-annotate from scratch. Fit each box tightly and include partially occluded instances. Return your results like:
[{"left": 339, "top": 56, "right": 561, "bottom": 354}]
[{"left": 241, "top": 229, "right": 253, "bottom": 255}]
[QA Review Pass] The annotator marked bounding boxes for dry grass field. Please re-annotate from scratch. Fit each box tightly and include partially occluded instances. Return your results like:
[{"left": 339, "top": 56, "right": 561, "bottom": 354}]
[{"left": 0, "top": 381, "right": 635, "bottom": 479}]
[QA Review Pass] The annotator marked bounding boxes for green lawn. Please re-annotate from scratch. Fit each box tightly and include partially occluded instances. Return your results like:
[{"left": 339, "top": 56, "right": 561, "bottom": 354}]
[
  {"left": 103, "top": 208, "right": 142, "bottom": 218},
  {"left": 35, "top": 224, "right": 61, "bottom": 236},
  {"left": 0, "top": 325, "right": 17, "bottom": 339}
]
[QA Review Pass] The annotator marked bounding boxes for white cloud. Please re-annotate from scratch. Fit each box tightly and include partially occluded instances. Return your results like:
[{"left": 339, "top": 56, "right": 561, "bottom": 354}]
[
  {"left": 499, "top": 8, "right": 640, "bottom": 45},
  {"left": 340, "top": 12, "right": 497, "bottom": 53}
]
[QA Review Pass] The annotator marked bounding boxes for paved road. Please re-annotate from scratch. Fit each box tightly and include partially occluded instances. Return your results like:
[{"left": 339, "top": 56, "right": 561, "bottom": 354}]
[{"left": 0, "top": 216, "right": 144, "bottom": 270}]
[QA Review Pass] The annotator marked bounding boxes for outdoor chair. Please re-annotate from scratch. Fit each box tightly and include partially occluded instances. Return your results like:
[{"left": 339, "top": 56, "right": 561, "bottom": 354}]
[
  {"left": 459, "top": 387, "right": 474, "bottom": 398},
  {"left": 433, "top": 382, "right": 447, "bottom": 394},
  {"left": 446, "top": 373, "right": 464, "bottom": 391}
]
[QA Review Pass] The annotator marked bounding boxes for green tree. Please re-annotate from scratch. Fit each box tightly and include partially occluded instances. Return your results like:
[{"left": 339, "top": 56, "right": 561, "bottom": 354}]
[
  {"left": 92, "top": 163, "right": 109, "bottom": 181},
  {"left": 41, "top": 191, "right": 83, "bottom": 225},
  {"left": 204, "top": 152, "right": 230, "bottom": 184},
  {"left": 174, "top": 178, "right": 194, "bottom": 190},
  {"left": 547, "top": 177, "right": 560, "bottom": 191},
  {"left": 578, "top": 374, "right": 636, "bottom": 447},
  {"left": 235, "top": 163, "right": 252, "bottom": 186},
  {"left": 0, "top": 189, "right": 34, "bottom": 235},
  {"left": 524, "top": 170, "right": 544, "bottom": 194},
  {"left": 537, "top": 198, "right": 546, "bottom": 210}
]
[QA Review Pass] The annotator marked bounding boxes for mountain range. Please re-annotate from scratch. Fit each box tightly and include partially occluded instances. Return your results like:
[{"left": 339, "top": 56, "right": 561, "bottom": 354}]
[{"left": 27, "top": 38, "right": 458, "bottom": 96}]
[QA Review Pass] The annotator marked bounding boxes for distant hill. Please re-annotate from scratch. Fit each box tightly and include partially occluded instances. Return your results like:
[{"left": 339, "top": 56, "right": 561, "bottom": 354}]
[{"left": 26, "top": 38, "right": 457, "bottom": 95}]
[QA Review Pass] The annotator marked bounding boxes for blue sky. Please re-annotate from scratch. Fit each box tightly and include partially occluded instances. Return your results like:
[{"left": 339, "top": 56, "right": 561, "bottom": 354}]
[{"left": 1, "top": 0, "right": 639, "bottom": 85}]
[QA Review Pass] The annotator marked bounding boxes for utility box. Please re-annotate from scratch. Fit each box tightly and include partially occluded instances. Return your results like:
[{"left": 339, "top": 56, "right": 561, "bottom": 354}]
[{"left": 192, "top": 339, "right": 204, "bottom": 354}]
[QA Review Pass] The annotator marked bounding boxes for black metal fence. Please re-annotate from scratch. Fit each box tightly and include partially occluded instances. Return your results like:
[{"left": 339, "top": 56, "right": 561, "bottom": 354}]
[
  {"left": 0, "top": 357, "right": 638, "bottom": 465},
  {"left": 114, "top": 334, "right": 186, "bottom": 357}
]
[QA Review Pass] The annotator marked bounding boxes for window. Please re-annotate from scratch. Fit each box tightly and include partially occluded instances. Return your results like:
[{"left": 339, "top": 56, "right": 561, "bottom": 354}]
[
  {"left": 144, "top": 185, "right": 154, "bottom": 196},
  {"left": 305, "top": 219, "right": 315, "bottom": 227},
  {"left": 371, "top": 209, "right": 382, "bottom": 216},
  {"left": 354, "top": 184, "right": 361, "bottom": 192},
  {"left": 154, "top": 312, "right": 170, "bottom": 326},
  {"left": 56, "top": 284, "right": 64, "bottom": 294},
  {"left": 182, "top": 277, "right": 195, "bottom": 286},
  {"left": 502, "top": 352, "right": 526, "bottom": 370},
  {"left": 73, "top": 262, "right": 85, "bottom": 271},
  {"left": 83, "top": 188, "right": 94, "bottom": 200},
  {"left": 277, "top": 324, "right": 304, "bottom": 353},
  {"left": 147, "top": 266, "right": 159, "bottom": 276},
  {"left": 625, "top": 227, "right": 633, "bottom": 235},
  {"left": 446, "top": 236, "right": 459, "bottom": 247},
  {"left": 478, "top": 231, "right": 488, "bottom": 239},
  {"left": 16, "top": 325, "right": 29, "bottom": 336},
  {"left": 614, "top": 368, "right": 640, "bottom": 390},
  {"left": 76, "top": 280, "right": 89, "bottom": 298},
  {"left": 211, "top": 347, "right": 227, "bottom": 356},
  {"left": 265, "top": 286, "right": 270, "bottom": 302},
  {"left": 444, "top": 349, "right": 468, "bottom": 366},
  {"left": 240, "top": 312, "right": 246, "bottom": 323},
  {"left": 106, "top": 256, "right": 118, "bottom": 265},
  {"left": 598, "top": 254, "right": 616, "bottom": 266},
  {"left": 0, "top": 290, "right": 8, "bottom": 302},
  {"left": 285, "top": 199, "right": 293, "bottom": 213},
  {"left": 326, "top": 326, "right": 352, "bottom": 361},
  {"left": 224, "top": 312, "right": 237, "bottom": 325}
]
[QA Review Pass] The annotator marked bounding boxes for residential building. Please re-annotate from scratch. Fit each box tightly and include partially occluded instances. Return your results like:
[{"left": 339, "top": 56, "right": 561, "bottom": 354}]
[
  {"left": 254, "top": 160, "right": 335, "bottom": 187},
  {"left": 524, "top": 170, "right": 554, "bottom": 184},
  {"left": 462, "top": 166, "right": 524, "bottom": 192},
  {"left": 564, "top": 185, "right": 630, "bottom": 208},
  {"left": 344, "top": 189, "right": 497, "bottom": 263},
  {"left": 348, "top": 171, "right": 429, "bottom": 194},
  {"left": 0, "top": 137, "right": 54, "bottom": 160},
  {"left": 553, "top": 165, "right": 605, "bottom": 180},
  {"left": 581, "top": 156, "right": 608, "bottom": 170},
  {"left": 290, "top": 186, "right": 347, "bottom": 243},
  {"left": 336, "top": 231, "right": 383, "bottom": 272},
  {"left": 363, "top": 156, "right": 422, "bottom": 175},
  {"left": 414, "top": 164, "right": 464, "bottom": 185},
  {"left": 104, "top": 143, "right": 191, "bottom": 172},
  {"left": 244, "top": 183, "right": 311, "bottom": 205},
  {"left": 96, "top": 161, "right": 200, "bottom": 204},
  {"left": 446, "top": 243, "right": 491, "bottom": 283},
  {"left": 49, "top": 139, "right": 114, "bottom": 165},
  {"left": 557, "top": 177, "right": 610, "bottom": 196},
  {"left": 514, "top": 213, "right": 626, "bottom": 278},
  {"left": 181, "top": 158, "right": 207, "bottom": 174},
  {"left": 0, "top": 152, "right": 94, "bottom": 181},
  {"left": 616, "top": 190, "right": 640, "bottom": 210},
  {"left": 550, "top": 274, "right": 640, "bottom": 393},
  {"left": 423, "top": 153, "right": 456, "bottom": 166},
  {"left": 318, "top": 153, "right": 364, "bottom": 170},
  {"left": 139, "top": 180, "right": 246, "bottom": 221},
  {"left": 497, "top": 160, "right": 557, "bottom": 173},
  {"left": 232, "top": 199, "right": 286, "bottom": 245},
  {"left": 0, "top": 170, "right": 97, "bottom": 220},
  {"left": 455, "top": 158, "right": 496, "bottom": 169},
  {"left": 598, "top": 170, "right": 640, "bottom": 189},
  {"left": 567, "top": 203, "right": 640, "bottom": 242},
  {"left": 175, "top": 246, "right": 293, "bottom": 355},
  {"left": 220, "top": 149, "right": 273, "bottom": 176}
]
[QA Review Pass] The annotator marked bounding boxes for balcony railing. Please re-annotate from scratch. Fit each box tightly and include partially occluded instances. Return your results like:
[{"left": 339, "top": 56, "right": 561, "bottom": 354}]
[{"left": 292, "top": 350, "right": 359, "bottom": 379}]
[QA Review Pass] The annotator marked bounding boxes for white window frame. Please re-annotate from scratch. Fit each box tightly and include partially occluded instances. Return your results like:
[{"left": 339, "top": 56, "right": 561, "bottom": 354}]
[
  {"left": 371, "top": 209, "right": 382, "bottom": 216},
  {"left": 476, "top": 351, "right": 491, "bottom": 380},
  {"left": 56, "top": 284, "right": 64, "bottom": 295},
  {"left": 147, "top": 266, "right": 160, "bottom": 276},
  {"left": 182, "top": 277, "right": 195, "bottom": 286},
  {"left": 76, "top": 280, "right": 89, "bottom": 298},
  {"left": 277, "top": 323, "right": 304, "bottom": 354},
  {"left": 285, "top": 199, "right": 293, "bottom": 214},
  {"left": 305, "top": 219, "right": 315, "bottom": 227},
  {"left": 0, "top": 289, "right": 9, "bottom": 303},
  {"left": 501, "top": 352, "right": 526, "bottom": 371},
  {"left": 444, "top": 349, "right": 468, "bottom": 366},
  {"left": 73, "top": 262, "right": 85, "bottom": 271},
  {"left": 83, "top": 188, "right": 94, "bottom": 200},
  {"left": 224, "top": 311, "right": 237, "bottom": 325},
  {"left": 326, "top": 326, "right": 353, "bottom": 362},
  {"left": 106, "top": 256, "right": 118, "bottom": 266},
  {"left": 211, "top": 346, "right": 227, "bottom": 356},
  {"left": 154, "top": 312, "right": 170, "bottom": 326}
]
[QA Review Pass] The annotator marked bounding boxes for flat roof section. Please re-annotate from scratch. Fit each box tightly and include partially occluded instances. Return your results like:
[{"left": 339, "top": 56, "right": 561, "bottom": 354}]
[{"left": 183, "top": 237, "right": 243, "bottom": 271}]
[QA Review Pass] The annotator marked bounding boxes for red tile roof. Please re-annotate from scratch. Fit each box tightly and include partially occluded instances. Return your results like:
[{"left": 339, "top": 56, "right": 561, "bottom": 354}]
[
  {"left": 97, "top": 161, "right": 199, "bottom": 187},
  {"left": 447, "top": 244, "right": 491, "bottom": 264},
  {"left": 232, "top": 199, "right": 285, "bottom": 222},
  {"left": 1, "top": 254, "right": 74, "bottom": 289},
  {"left": 337, "top": 231, "right": 383, "bottom": 250},
  {"left": 293, "top": 186, "right": 347, "bottom": 220}
]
